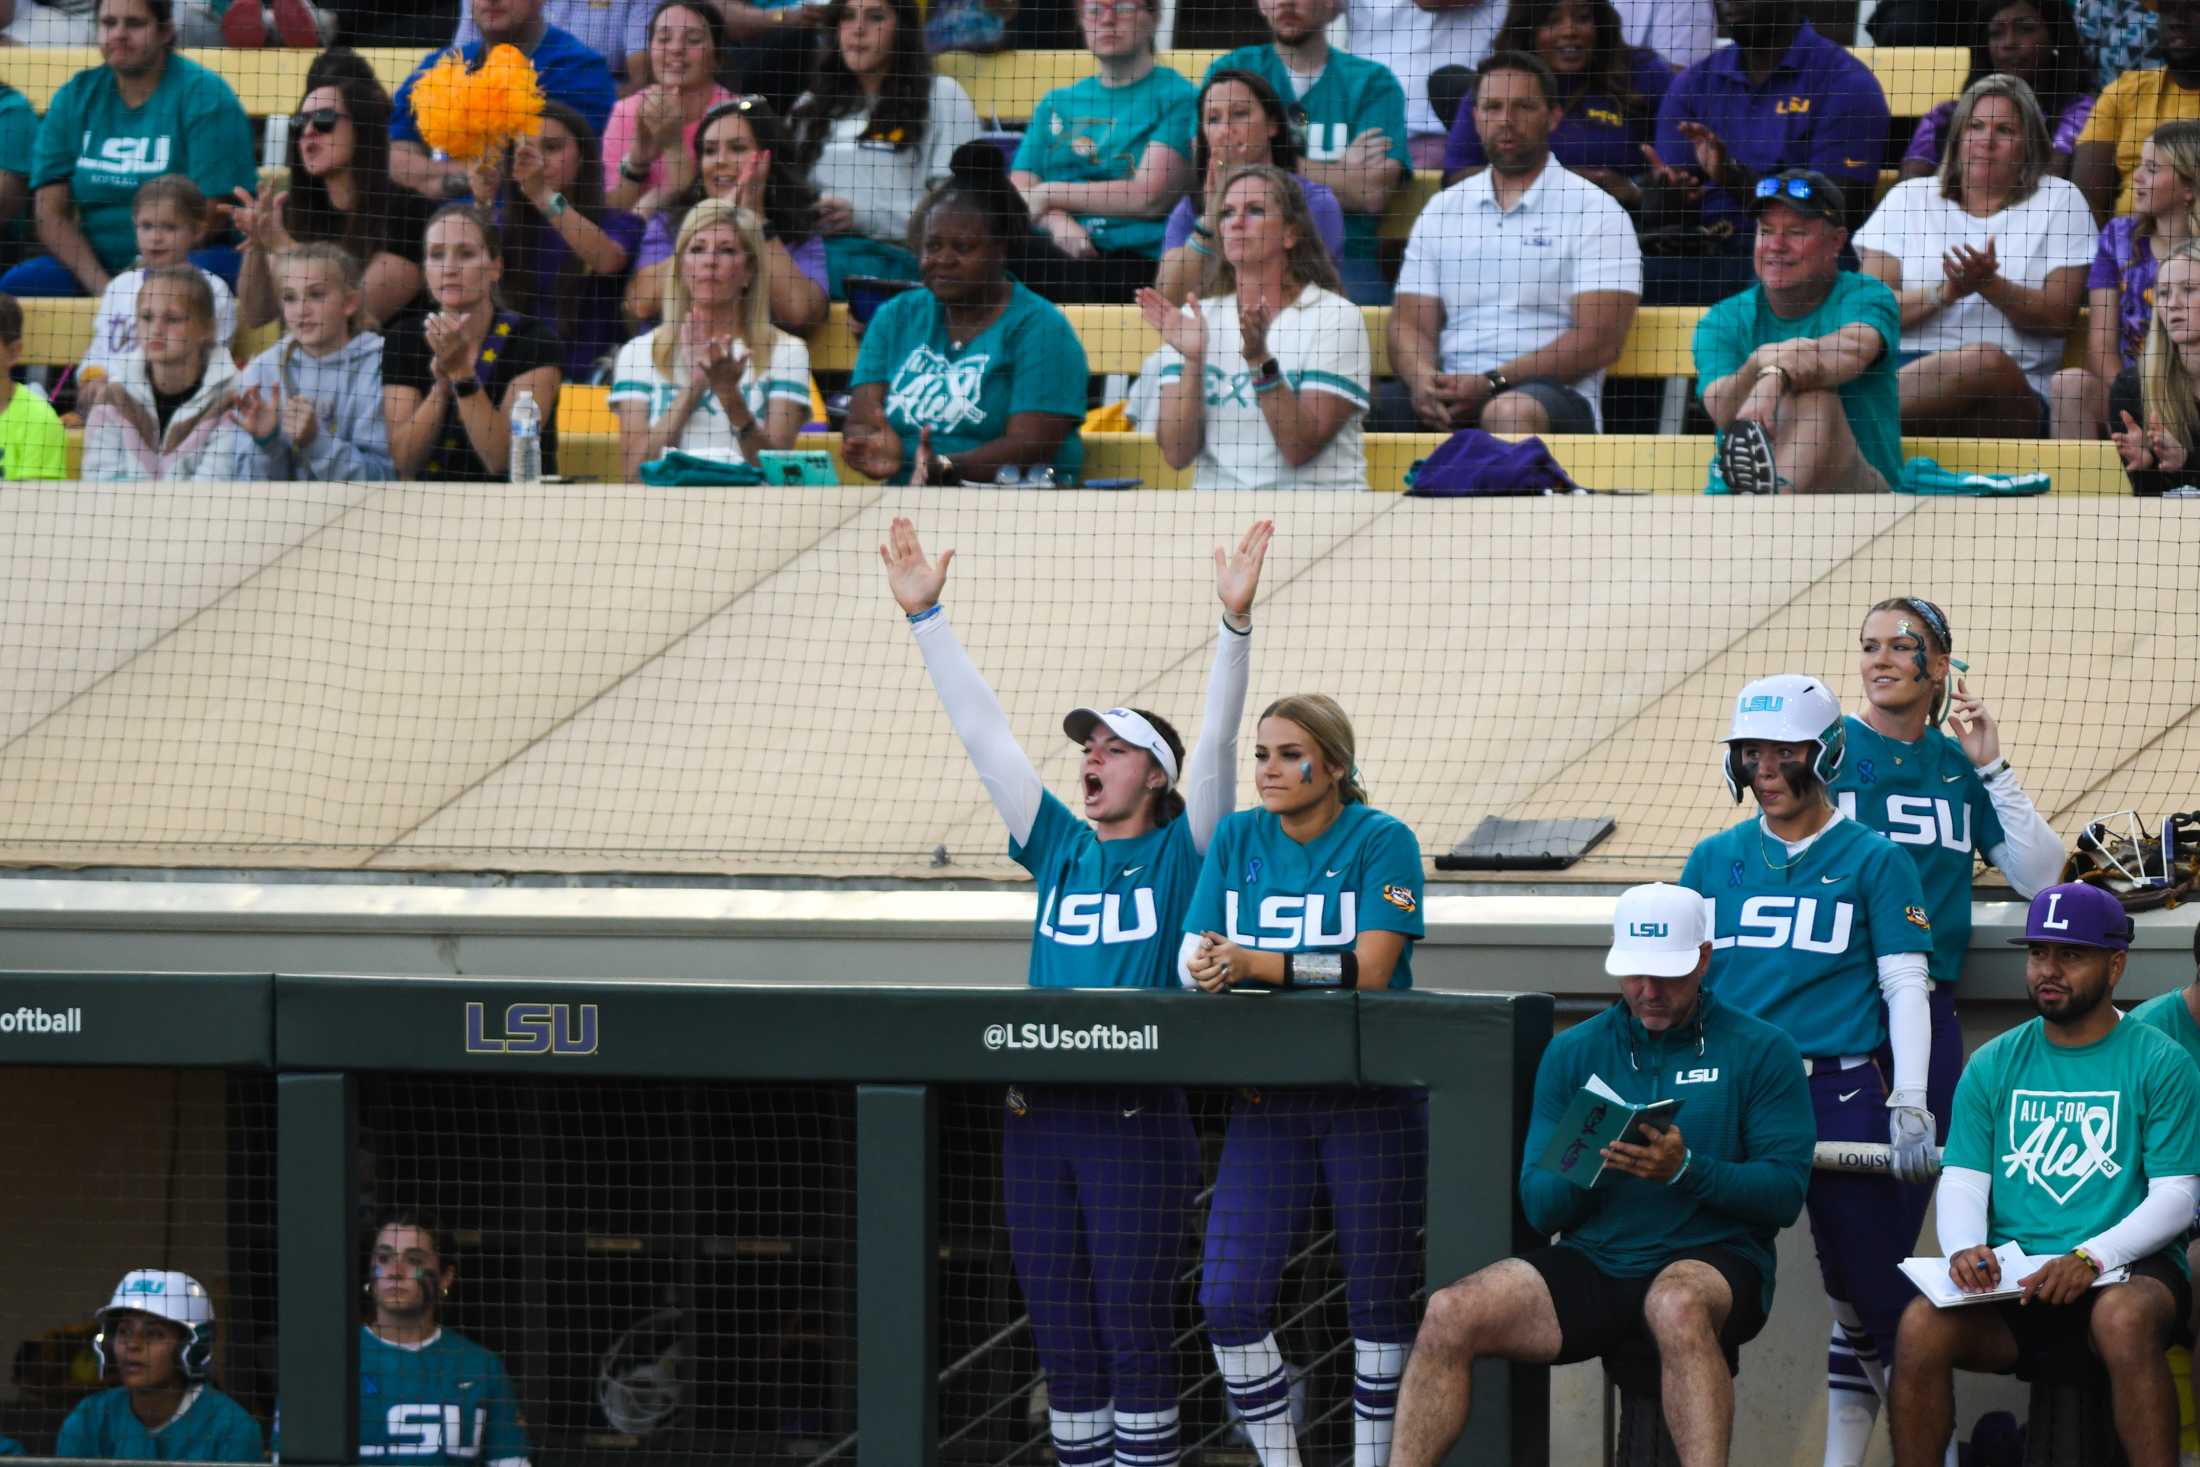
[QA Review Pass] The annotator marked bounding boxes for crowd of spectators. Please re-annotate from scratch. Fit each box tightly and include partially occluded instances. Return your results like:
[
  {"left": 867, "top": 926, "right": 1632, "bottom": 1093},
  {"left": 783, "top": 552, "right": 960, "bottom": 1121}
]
[{"left": 0, "top": 0, "right": 2193, "bottom": 489}]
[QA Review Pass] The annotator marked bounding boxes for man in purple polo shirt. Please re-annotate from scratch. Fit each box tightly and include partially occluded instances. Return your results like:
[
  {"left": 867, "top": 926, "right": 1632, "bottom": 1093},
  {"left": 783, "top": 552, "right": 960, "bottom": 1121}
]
[
  {"left": 1645, "top": 0, "right": 1889, "bottom": 304},
  {"left": 388, "top": 0, "right": 619, "bottom": 201}
]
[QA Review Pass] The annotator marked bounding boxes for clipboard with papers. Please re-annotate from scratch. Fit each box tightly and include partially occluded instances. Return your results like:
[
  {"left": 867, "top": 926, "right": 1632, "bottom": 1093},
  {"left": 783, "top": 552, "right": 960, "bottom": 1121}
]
[{"left": 1899, "top": 1242, "right": 2130, "bottom": 1308}]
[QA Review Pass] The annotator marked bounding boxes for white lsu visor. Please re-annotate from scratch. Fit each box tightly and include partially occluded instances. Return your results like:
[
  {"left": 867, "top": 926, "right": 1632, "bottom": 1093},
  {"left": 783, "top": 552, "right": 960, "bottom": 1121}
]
[{"left": 1063, "top": 706, "right": 1179, "bottom": 784}]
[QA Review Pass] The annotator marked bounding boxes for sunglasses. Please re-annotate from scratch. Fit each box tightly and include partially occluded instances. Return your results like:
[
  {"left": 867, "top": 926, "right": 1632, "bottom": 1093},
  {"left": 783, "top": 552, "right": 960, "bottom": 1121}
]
[
  {"left": 1754, "top": 175, "right": 1816, "bottom": 202},
  {"left": 294, "top": 108, "right": 347, "bottom": 135}
]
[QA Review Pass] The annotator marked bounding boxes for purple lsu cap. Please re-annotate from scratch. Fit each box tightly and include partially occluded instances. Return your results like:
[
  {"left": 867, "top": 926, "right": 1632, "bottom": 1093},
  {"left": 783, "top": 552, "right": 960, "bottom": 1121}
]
[{"left": 2007, "top": 882, "right": 2135, "bottom": 951}]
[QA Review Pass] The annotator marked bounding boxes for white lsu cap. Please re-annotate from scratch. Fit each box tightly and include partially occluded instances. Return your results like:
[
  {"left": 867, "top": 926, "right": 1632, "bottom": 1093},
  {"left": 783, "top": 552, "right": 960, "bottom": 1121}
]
[
  {"left": 1605, "top": 883, "right": 1712, "bottom": 979},
  {"left": 1063, "top": 706, "right": 1179, "bottom": 784}
]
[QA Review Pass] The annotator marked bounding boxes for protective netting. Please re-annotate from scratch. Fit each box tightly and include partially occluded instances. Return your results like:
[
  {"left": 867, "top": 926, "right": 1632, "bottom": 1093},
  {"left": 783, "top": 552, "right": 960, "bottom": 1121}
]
[
  {"left": 355, "top": 1077, "right": 856, "bottom": 1462},
  {"left": 0, "top": 1068, "right": 277, "bottom": 1457},
  {"left": 0, "top": 490, "right": 2194, "bottom": 878},
  {"left": 939, "top": 1083, "right": 1427, "bottom": 1466}
]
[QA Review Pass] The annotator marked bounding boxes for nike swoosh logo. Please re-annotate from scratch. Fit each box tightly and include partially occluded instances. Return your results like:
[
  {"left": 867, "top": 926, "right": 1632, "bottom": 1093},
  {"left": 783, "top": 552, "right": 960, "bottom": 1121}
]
[
  {"left": 1838, "top": 1088, "right": 1863, "bottom": 1103},
  {"left": 1821, "top": 874, "right": 1844, "bottom": 884},
  {"left": 1942, "top": 773, "right": 1966, "bottom": 783},
  {"left": 1123, "top": 866, "right": 1143, "bottom": 877},
  {"left": 1325, "top": 868, "right": 1343, "bottom": 878},
  {"left": 1121, "top": 1105, "right": 1142, "bottom": 1118}
]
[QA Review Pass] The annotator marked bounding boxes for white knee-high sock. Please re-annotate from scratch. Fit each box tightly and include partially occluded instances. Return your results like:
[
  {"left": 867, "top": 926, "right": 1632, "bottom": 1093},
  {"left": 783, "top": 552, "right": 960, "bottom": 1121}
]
[
  {"left": 1213, "top": 1336, "right": 1303, "bottom": 1467},
  {"left": 1353, "top": 1337, "right": 1411, "bottom": 1467},
  {"left": 1050, "top": 1404, "right": 1115, "bottom": 1467},
  {"left": 1113, "top": 1407, "right": 1180, "bottom": 1467},
  {"left": 1824, "top": 1303, "right": 1885, "bottom": 1467}
]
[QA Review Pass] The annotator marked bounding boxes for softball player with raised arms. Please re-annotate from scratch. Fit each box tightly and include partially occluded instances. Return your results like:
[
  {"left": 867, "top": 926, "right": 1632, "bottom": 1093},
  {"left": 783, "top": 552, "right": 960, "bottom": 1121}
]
[
  {"left": 1819, "top": 597, "right": 2062, "bottom": 1463},
  {"left": 1678, "top": 674, "right": 1935, "bottom": 1467},
  {"left": 882, "top": 514, "right": 1273, "bottom": 1467},
  {"left": 1180, "top": 694, "right": 1426, "bottom": 1467}
]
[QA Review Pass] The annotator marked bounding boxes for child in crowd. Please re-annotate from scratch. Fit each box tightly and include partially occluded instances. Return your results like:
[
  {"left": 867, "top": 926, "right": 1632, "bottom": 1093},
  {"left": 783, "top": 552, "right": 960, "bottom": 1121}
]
[
  {"left": 0, "top": 293, "right": 67, "bottom": 480},
  {"left": 79, "top": 265, "right": 239, "bottom": 481},
  {"left": 225, "top": 243, "right": 393, "bottom": 481},
  {"left": 79, "top": 176, "right": 238, "bottom": 397}
]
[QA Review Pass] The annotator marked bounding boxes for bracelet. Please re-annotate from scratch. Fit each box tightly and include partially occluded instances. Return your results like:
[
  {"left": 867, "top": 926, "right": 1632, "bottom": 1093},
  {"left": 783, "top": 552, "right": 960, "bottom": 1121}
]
[
  {"left": 252, "top": 426, "right": 282, "bottom": 449},
  {"left": 452, "top": 375, "right": 483, "bottom": 400},
  {"left": 1282, "top": 951, "right": 1355, "bottom": 988},
  {"left": 619, "top": 156, "right": 652, "bottom": 184},
  {"left": 1189, "top": 238, "right": 1214, "bottom": 258},
  {"left": 2072, "top": 1246, "right": 2104, "bottom": 1276},
  {"left": 1253, "top": 373, "right": 1285, "bottom": 396},
  {"left": 906, "top": 604, "right": 943, "bottom": 625},
  {"left": 1760, "top": 363, "right": 1790, "bottom": 390},
  {"left": 1221, "top": 611, "right": 1251, "bottom": 636},
  {"left": 1976, "top": 756, "right": 2011, "bottom": 780},
  {"left": 1668, "top": 1148, "right": 1693, "bottom": 1186}
]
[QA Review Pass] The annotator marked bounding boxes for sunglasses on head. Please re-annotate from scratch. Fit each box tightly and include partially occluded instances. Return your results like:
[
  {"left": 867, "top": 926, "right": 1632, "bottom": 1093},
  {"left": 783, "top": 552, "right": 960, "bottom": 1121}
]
[
  {"left": 294, "top": 108, "right": 347, "bottom": 135},
  {"left": 1754, "top": 175, "right": 1816, "bottom": 201}
]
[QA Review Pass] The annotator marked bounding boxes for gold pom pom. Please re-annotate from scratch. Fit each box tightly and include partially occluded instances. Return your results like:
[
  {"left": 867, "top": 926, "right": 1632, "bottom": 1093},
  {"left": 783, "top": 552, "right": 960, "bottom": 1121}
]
[{"left": 410, "top": 44, "right": 546, "bottom": 163}]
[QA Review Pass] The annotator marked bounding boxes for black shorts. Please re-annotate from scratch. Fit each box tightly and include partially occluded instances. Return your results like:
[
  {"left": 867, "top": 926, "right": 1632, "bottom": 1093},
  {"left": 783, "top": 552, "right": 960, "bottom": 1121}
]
[
  {"left": 1521, "top": 1242, "right": 1769, "bottom": 1372},
  {"left": 1994, "top": 1248, "right": 2191, "bottom": 1380},
  {"left": 1496, "top": 379, "right": 1598, "bottom": 434}
]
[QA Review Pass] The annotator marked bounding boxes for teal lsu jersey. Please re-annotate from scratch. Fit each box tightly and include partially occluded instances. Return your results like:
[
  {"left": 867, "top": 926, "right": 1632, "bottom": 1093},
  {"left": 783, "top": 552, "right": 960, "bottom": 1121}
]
[
  {"left": 1829, "top": 715, "right": 2006, "bottom": 985},
  {"left": 359, "top": 1327, "right": 530, "bottom": 1467},
  {"left": 1014, "top": 790, "right": 1203, "bottom": 988},
  {"left": 56, "top": 1385, "right": 262, "bottom": 1462},
  {"left": 1184, "top": 803, "right": 1424, "bottom": 988},
  {"left": 1680, "top": 814, "right": 1933, "bottom": 1057}
]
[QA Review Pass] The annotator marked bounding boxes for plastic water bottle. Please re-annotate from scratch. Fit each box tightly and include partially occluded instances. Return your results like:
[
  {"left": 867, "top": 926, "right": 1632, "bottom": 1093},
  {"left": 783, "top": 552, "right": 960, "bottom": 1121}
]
[{"left": 509, "top": 389, "right": 542, "bottom": 485}]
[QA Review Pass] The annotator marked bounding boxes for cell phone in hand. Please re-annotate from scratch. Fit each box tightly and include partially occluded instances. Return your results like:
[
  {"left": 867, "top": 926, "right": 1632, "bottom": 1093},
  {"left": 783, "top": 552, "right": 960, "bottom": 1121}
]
[{"left": 1631, "top": 1098, "right": 1681, "bottom": 1139}]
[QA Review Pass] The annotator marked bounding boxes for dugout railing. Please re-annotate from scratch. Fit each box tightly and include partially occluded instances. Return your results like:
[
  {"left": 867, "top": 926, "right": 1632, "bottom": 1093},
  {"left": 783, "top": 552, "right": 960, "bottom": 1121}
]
[{"left": 0, "top": 972, "right": 1551, "bottom": 1467}]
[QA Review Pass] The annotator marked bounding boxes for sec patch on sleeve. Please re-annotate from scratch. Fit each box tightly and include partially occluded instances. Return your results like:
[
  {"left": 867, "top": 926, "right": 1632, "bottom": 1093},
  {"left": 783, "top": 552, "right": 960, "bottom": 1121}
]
[
  {"left": 1905, "top": 905, "right": 1932, "bottom": 931},
  {"left": 1383, "top": 884, "right": 1417, "bottom": 914}
]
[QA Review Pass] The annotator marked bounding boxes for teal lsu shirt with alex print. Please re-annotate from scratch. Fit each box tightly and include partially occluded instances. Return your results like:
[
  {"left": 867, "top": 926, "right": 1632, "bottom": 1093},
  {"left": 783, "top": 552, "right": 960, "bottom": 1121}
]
[
  {"left": 1944, "top": 1015, "right": 2200, "bottom": 1270},
  {"left": 1184, "top": 803, "right": 1424, "bottom": 988},
  {"left": 1015, "top": 790, "right": 1202, "bottom": 988},
  {"left": 1829, "top": 715, "right": 2007, "bottom": 986},
  {"left": 1011, "top": 67, "right": 1196, "bottom": 258},
  {"left": 1679, "top": 813, "right": 1932, "bottom": 1057},
  {"left": 852, "top": 281, "right": 1088, "bottom": 483},
  {"left": 357, "top": 1327, "right": 530, "bottom": 1467}
]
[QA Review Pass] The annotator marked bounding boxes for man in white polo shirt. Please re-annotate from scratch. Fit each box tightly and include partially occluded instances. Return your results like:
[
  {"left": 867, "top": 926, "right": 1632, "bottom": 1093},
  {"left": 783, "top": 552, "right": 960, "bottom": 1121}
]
[{"left": 1386, "top": 50, "right": 1642, "bottom": 435}]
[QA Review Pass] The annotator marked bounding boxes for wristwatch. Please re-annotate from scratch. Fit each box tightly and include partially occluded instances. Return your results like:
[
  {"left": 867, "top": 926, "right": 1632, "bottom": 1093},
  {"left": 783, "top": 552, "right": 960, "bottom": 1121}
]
[
  {"left": 619, "top": 156, "right": 651, "bottom": 184},
  {"left": 452, "top": 375, "right": 483, "bottom": 399},
  {"left": 543, "top": 191, "right": 570, "bottom": 219}
]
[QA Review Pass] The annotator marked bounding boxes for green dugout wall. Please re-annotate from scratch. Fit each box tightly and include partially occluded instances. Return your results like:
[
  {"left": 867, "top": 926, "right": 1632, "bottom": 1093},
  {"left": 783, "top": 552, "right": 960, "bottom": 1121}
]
[{"left": 0, "top": 974, "right": 1551, "bottom": 1467}]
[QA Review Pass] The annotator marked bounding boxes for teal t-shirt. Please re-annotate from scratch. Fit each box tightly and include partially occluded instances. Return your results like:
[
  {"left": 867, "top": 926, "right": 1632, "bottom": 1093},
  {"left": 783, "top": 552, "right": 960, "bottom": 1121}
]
[
  {"left": 358, "top": 1327, "right": 530, "bottom": 1466},
  {"left": 1830, "top": 716, "right": 2006, "bottom": 986},
  {"left": 30, "top": 55, "right": 255, "bottom": 275},
  {"left": 56, "top": 1385, "right": 263, "bottom": 1462},
  {"left": 0, "top": 84, "right": 34, "bottom": 176},
  {"left": 1680, "top": 813, "right": 1932, "bottom": 1057},
  {"left": 1692, "top": 270, "right": 1903, "bottom": 495},
  {"left": 852, "top": 281, "right": 1088, "bottom": 483},
  {"left": 1011, "top": 66, "right": 1196, "bottom": 259},
  {"left": 1183, "top": 802, "right": 1424, "bottom": 988},
  {"left": 1943, "top": 1015, "right": 2200, "bottom": 1268},
  {"left": 2129, "top": 987, "right": 2200, "bottom": 1076},
  {"left": 1205, "top": 45, "right": 1412, "bottom": 261},
  {"left": 1015, "top": 790, "right": 1203, "bottom": 988}
]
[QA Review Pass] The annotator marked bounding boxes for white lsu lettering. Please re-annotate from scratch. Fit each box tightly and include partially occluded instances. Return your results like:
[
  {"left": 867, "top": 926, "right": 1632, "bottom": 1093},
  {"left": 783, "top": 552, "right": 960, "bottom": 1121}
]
[
  {"left": 373, "top": 1404, "right": 486, "bottom": 1459},
  {"left": 1224, "top": 890, "right": 1358, "bottom": 950},
  {"left": 1301, "top": 121, "right": 1352, "bottom": 161},
  {"left": 1038, "top": 887, "right": 1158, "bottom": 947},
  {"left": 78, "top": 133, "right": 172, "bottom": 175},
  {"left": 1711, "top": 896, "right": 1855, "bottom": 954},
  {"left": 1836, "top": 792, "right": 1973, "bottom": 853},
  {"left": 1674, "top": 1067, "right": 1721, "bottom": 1085}
]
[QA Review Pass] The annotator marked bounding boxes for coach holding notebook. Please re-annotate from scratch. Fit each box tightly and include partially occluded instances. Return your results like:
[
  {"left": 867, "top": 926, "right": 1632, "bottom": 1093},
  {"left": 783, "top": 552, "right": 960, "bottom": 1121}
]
[{"left": 1388, "top": 883, "right": 1814, "bottom": 1467}]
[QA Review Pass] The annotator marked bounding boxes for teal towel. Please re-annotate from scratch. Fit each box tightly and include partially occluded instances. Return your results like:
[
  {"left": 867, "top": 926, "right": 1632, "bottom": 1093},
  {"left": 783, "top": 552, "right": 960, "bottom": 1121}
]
[
  {"left": 1896, "top": 457, "right": 2050, "bottom": 497},
  {"left": 638, "top": 451, "right": 766, "bottom": 487}
]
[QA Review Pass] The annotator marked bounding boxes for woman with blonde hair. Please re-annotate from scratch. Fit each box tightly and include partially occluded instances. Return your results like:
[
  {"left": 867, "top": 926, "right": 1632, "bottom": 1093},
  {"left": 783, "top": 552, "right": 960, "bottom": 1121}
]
[
  {"left": 1180, "top": 690, "right": 1426, "bottom": 1465},
  {"left": 609, "top": 199, "right": 811, "bottom": 477},
  {"left": 2111, "top": 236, "right": 2200, "bottom": 492},
  {"left": 1135, "top": 164, "right": 1370, "bottom": 491},
  {"left": 1854, "top": 72, "right": 2097, "bottom": 437},
  {"left": 2051, "top": 119, "right": 2200, "bottom": 436}
]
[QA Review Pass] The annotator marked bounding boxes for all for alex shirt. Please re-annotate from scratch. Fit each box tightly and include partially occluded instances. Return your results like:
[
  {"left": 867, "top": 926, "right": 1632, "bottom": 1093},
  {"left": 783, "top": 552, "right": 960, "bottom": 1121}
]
[
  {"left": 1154, "top": 285, "right": 1370, "bottom": 491},
  {"left": 609, "top": 329, "right": 813, "bottom": 464},
  {"left": 851, "top": 281, "right": 1088, "bottom": 483},
  {"left": 30, "top": 55, "right": 254, "bottom": 274}
]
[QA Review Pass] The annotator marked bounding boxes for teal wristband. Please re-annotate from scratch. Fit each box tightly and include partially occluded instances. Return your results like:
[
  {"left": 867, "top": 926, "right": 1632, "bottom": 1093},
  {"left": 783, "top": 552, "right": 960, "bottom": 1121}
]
[
  {"left": 907, "top": 605, "right": 943, "bottom": 625},
  {"left": 1668, "top": 1148, "right": 1693, "bottom": 1185},
  {"left": 252, "top": 427, "right": 282, "bottom": 449}
]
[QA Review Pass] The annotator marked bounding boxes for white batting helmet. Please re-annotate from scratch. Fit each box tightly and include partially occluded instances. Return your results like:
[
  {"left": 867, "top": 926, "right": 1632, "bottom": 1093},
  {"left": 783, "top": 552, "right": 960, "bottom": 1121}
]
[
  {"left": 93, "top": 1269, "right": 217, "bottom": 1380},
  {"left": 1720, "top": 674, "right": 1846, "bottom": 803}
]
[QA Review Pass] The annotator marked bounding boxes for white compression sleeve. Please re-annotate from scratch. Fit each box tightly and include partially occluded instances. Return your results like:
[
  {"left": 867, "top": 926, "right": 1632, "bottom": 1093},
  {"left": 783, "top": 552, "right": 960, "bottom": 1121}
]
[
  {"left": 1182, "top": 615, "right": 1251, "bottom": 856},
  {"left": 910, "top": 609, "right": 1045, "bottom": 848},
  {"left": 1979, "top": 766, "right": 2065, "bottom": 898},
  {"left": 1176, "top": 931, "right": 1205, "bottom": 989},
  {"left": 1877, "top": 951, "right": 1932, "bottom": 1105},
  {"left": 1935, "top": 1166, "right": 1991, "bottom": 1255},
  {"left": 2078, "top": 1175, "right": 2200, "bottom": 1273}
]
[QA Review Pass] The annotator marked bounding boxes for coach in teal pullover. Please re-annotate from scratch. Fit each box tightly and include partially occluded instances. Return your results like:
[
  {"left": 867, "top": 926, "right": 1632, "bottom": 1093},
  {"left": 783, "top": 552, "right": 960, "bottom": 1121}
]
[{"left": 1392, "top": 884, "right": 1817, "bottom": 1467}]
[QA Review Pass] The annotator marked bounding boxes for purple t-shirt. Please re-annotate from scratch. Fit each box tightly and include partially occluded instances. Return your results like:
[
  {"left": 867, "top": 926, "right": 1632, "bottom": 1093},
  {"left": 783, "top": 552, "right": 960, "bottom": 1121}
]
[
  {"left": 1902, "top": 93, "right": 2097, "bottom": 167},
  {"left": 2087, "top": 213, "right": 2161, "bottom": 372},
  {"left": 503, "top": 207, "right": 647, "bottom": 380},
  {"left": 1161, "top": 177, "right": 1347, "bottom": 268},
  {"left": 1654, "top": 22, "right": 1890, "bottom": 236},
  {"left": 638, "top": 209, "right": 829, "bottom": 298},
  {"left": 1446, "top": 49, "right": 1676, "bottom": 174}
]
